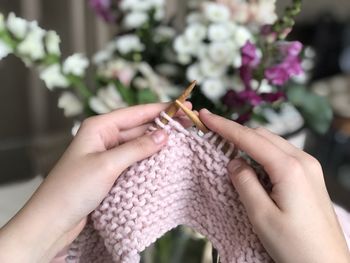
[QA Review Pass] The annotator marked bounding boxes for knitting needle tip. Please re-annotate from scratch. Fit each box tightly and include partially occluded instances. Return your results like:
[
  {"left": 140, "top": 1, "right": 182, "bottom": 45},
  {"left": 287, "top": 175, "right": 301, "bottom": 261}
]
[{"left": 175, "top": 100, "right": 209, "bottom": 134}]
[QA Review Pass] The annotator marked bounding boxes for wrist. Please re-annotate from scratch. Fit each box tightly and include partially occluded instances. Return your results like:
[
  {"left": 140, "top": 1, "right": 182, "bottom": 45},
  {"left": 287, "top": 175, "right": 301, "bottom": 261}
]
[{"left": 0, "top": 203, "right": 66, "bottom": 262}]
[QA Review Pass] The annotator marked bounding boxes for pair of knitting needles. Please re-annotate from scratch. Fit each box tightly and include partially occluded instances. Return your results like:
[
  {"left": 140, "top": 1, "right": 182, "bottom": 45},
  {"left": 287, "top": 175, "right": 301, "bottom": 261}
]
[
  {"left": 161, "top": 81, "right": 236, "bottom": 158},
  {"left": 162, "top": 80, "right": 209, "bottom": 134}
]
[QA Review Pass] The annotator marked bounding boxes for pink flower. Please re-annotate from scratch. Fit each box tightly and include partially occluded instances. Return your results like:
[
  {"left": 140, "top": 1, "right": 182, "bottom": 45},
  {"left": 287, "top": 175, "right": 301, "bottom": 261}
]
[
  {"left": 265, "top": 41, "right": 303, "bottom": 86},
  {"left": 89, "top": 0, "right": 117, "bottom": 22},
  {"left": 265, "top": 66, "right": 290, "bottom": 86},
  {"left": 241, "top": 41, "right": 260, "bottom": 68},
  {"left": 277, "top": 41, "right": 303, "bottom": 57},
  {"left": 239, "top": 41, "right": 261, "bottom": 90}
]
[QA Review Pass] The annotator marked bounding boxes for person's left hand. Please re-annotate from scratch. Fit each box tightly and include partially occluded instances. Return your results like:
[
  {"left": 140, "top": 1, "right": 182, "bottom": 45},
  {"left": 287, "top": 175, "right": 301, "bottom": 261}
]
[{"left": 0, "top": 103, "right": 187, "bottom": 263}]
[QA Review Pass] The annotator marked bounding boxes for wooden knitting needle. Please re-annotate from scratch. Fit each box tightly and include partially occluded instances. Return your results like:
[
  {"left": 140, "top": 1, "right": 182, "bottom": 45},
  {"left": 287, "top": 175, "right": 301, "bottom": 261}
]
[
  {"left": 161, "top": 80, "right": 197, "bottom": 124},
  {"left": 175, "top": 100, "right": 237, "bottom": 158},
  {"left": 175, "top": 100, "right": 210, "bottom": 134}
]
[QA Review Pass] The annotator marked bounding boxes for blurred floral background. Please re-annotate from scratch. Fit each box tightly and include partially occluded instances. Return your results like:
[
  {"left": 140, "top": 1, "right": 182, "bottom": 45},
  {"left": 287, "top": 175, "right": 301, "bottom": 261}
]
[{"left": 0, "top": 0, "right": 350, "bottom": 262}]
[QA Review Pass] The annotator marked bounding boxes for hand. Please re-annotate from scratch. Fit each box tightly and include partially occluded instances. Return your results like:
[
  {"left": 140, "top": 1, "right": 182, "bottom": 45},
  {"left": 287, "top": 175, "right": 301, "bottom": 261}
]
[
  {"left": 199, "top": 109, "right": 350, "bottom": 263},
  {"left": 0, "top": 103, "right": 188, "bottom": 263}
]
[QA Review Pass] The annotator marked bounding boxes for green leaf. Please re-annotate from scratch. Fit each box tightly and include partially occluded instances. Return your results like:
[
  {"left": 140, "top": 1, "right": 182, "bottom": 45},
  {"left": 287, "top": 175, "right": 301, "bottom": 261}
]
[
  {"left": 287, "top": 85, "right": 333, "bottom": 134},
  {"left": 113, "top": 80, "right": 136, "bottom": 105},
  {"left": 136, "top": 88, "right": 158, "bottom": 104}
]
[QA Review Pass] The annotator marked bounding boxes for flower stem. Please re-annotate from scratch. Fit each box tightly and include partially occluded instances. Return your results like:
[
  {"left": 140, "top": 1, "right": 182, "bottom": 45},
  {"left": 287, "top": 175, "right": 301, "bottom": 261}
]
[{"left": 68, "top": 75, "right": 93, "bottom": 100}]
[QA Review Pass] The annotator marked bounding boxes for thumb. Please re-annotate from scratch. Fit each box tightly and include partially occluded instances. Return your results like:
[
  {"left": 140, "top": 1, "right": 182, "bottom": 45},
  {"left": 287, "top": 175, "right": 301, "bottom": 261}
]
[
  {"left": 228, "top": 158, "right": 275, "bottom": 221},
  {"left": 102, "top": 129, "right": 168, "bottom": 175}
]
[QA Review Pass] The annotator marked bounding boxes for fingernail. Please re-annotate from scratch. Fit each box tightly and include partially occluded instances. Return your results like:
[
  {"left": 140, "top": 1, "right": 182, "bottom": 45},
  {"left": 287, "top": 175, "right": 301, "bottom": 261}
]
[
  {"left": 152, "top": 130, "right": 167, "bottom": 144},
  {"left": 228, "top": 159, "right": 242, "bottom": 173}
]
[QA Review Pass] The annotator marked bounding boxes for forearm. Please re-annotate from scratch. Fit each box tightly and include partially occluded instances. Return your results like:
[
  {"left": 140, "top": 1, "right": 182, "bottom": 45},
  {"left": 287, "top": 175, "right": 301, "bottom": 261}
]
[{"left": 0, "top": 195, "right": 65, "bottom": 263}]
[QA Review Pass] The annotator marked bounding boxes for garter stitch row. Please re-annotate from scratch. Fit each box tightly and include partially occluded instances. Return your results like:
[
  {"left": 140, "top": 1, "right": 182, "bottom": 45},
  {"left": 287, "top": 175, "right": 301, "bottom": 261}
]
[{"left": 66, "top": 112, "right": 350, "bottom": 263}]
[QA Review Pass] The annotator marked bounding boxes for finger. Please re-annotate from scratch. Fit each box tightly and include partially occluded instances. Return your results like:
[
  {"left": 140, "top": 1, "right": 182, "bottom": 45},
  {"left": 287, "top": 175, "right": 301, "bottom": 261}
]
[
  {"left": 254, "top": 127, "right": 322, "bottom": 175},
  {"left": 104, "top": 101, "right": 192, "bottom": 130},
  {"left": 228, "top": 158, "right": 279, "bottom": 222},
  {"left": 199, "top": 109, "right": 288, "bottom": 183},
  {"left": 78, "top": 102, "right": 192, "bottom": 151},
  {"left": 101, "top": 129, "right": 168, "bottom": 177},
  {"left": 97, "top": 103, "right": 172, "bottom": 130},
  {"left": 118, "top": 124, "right": 151, "bottom": 144},
  {"left": 254, "top": 127, "right": 298, "bottom": 156},
  {"left": 117, "top": 110, "right": 195, "bottom": 144}
]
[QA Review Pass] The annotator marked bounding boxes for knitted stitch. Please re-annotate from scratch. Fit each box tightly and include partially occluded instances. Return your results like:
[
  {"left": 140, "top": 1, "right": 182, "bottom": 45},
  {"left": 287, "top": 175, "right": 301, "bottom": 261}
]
[{"left": 66, "top": 112, "right": 350, "bottom": 263}]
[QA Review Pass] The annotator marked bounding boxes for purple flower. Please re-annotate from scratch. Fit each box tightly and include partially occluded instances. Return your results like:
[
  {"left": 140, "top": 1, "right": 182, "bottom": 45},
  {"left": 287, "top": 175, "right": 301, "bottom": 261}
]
[
  {"left": 241, "top": 41, "right": 260, "bottom": 68},
  {"left": 277, "top": 41, "right": 303, "bottom": 57},
  {"left": 265, "top": 41, "right": 304, "bottom": 86},
  {"left": 236, "top": 111, "right": 252, "bottom": 124},
  {"left": 260, "top": 91, "right": 286, "bottom": 103},
  {"left": 265, "top": 66, "right": 290, "bottom": 86},
  {"left": 222, "top": 90, "right": 262, "bottom": 107},
  {"left": 89, "top": 0, "right": 116, "bottom": 22},
  {"left": 239, "top": 41, "right": 261, "bottom": 90}
]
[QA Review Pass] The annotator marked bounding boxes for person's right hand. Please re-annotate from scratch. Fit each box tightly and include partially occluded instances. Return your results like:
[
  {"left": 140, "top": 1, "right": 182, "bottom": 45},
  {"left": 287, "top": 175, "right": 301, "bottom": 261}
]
[{"left": 199, "top": 109, "right": 350, "bottom": 263}]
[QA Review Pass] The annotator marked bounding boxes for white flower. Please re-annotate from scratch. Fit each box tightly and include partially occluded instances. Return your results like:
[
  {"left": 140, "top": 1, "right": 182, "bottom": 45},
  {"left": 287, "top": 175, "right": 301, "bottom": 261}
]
[
  {"left": 253, "top": 0, "right": 278, "bottom": 25},
  {"left": 0, "top": 40, "right": 12, "bottom": 60},
  {"left": 123, "top": 11, "right": 148, "bottom": 29},
  {"left": 174, "top": 35, "right": 198, "bottom": 55},
  {"left": 207, "top": 23, "right": 231, "bottom": 42},
  {"left": 0, "top": 13, "right": 5, "bottom": 31},
  {"left": 99, "top": 59, "right": 136, "bottom": 85},
  {"left": 58, "top": 92, "right": 83, "bottom": 117},
  {"left": 89, "top": 84, "right": 127, "bottom": 114},
  {"left": 133, "top": 77, "right": 149, "bottom": 89},
  {"left": 99, "top": 84, "right": 127, "bottom": 109},
  {"left": 71, "top": 121, "right": 81, "bottom": 136},
  {"left": 233, "top": 54, "right": 242, "bottom": 68},
  {"left": 234, "top": 26, "right": 253, "bottom": 47},
  {"left": 200, "top": 59, "right": 226, "bottom": 78},
  {"left": 204, "top": 2, "right": 230, "bottom": 23},
  {"left": 196, "top": 44, "right": 208, "bottom": 59},
  {"left": 185, "top": 23, "right": 207, "bottom": 43},
  {"left": 201, "top": 78, "right": 226, "bottom": 100},
  {"left": 154, "top": 26, "right": 176, "bottom": 43},
  {"left": 186, "top": 12, "right": 205, "bottom": 24},
  {"left": 46, "top": 31, "right": 61, "bottom": 55},
  {"left": 208, "top": 42, "right": 233, "bottom": 65},
  {"left": 154, "top": 8, "right": 165, "bottom": 21},
  {"left": 93, "top": 50, "right": 112, "bottom": 65},
  {"left": 174, "top": 36, "right": 190, "bottom": 54},
  {"left": 40, "top": 64, "right": 69, "bottom": 90},
  {"left": 186, "top": 63, "right": 204, "bottom": 84},
  {"left": 89, "top": 97, "right": 111, "bottom": 114},
  {"left": 149, "top": 0, "right": 164, "bottom": 7},
  {"left": 6, "top": 12, "right": 27, "bottom": 39},
  {"left": 115, "top": 34, "right": 145, "bottom": 55},
  {"left": 63, "top": 54, "right": 89, "bottom": 77},
  {"left": 177, "top": 53, "right": 191, "bottom": 65},
  {"left": 120, "top": 0, "right": 152, "bottom": 12},
  {"left": 17, "top": 22, "right": 45, "bottom": 60}
]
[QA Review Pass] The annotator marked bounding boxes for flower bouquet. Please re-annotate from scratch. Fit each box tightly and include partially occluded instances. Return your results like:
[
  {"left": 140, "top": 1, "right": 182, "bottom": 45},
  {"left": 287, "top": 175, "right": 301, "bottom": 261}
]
[{"left": 0, "top": 0, "right": 333, "bottom": 261}]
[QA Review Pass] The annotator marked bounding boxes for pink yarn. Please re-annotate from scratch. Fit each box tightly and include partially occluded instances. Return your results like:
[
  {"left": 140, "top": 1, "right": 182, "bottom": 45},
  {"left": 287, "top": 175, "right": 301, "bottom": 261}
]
[{"left": 65, "top": 112, "right": 350, "bottom": 263}]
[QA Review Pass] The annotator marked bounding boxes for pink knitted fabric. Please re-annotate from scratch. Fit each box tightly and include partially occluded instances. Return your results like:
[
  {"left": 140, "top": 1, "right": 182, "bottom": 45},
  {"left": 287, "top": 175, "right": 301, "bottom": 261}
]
[{"left": 66, "top": 112, "right": 350, "bottom": 263}]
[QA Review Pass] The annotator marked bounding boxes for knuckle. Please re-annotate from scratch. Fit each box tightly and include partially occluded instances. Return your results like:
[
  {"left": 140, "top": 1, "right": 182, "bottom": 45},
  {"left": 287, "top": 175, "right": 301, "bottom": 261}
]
[
  {"left": 286, "top": 156, "right": 303, "bottom": 174},
  {"left": 306, "top": 155, "right": 322, "bottom": 171}
]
